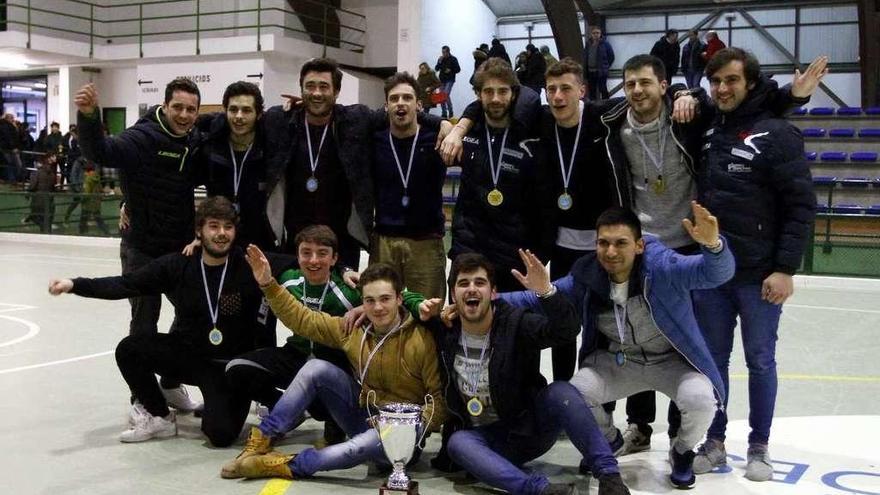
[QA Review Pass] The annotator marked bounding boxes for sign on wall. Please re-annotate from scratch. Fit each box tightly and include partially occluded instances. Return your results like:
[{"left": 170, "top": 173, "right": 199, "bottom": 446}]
[{"left": 136, "top": 58, "right": 265, "bottom": 106}]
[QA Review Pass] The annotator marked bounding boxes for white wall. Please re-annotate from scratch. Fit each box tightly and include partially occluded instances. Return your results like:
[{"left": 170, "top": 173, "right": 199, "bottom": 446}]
[
  {"left": 58, "top": 66, "right": 95, "bottom": 131},
  {"left": 136, "top": 57, "right": 265, "bottom": 107},
  {"left": 344, "top": 0, "right": 397, "bottom": 68},
  {"left": 46, "top": 72, "right": 61, "bottom": 132},
  {"left": 98, "top": 66, "right": 140, "bottom": 127},
  {"left": 420, "top": 0, "right": 497, "bottom": 117}
]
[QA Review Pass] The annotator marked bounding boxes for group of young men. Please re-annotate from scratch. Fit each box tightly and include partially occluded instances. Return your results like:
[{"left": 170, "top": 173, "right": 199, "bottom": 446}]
[{"left": 47, "top": 43, "right": 826, "bottom": 494}]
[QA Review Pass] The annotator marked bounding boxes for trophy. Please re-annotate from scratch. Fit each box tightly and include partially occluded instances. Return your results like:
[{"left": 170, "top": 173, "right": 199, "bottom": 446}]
[{"left": 368, "top": 393, "right": 434, "bottom": 494}]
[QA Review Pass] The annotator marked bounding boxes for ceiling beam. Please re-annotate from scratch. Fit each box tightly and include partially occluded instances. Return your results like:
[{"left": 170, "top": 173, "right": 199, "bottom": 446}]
[{"left": 541, "top": 0, "right": 588, "bottom": 60}]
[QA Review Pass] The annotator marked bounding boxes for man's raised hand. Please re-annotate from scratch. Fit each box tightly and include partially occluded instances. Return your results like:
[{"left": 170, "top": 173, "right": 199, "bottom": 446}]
[
  {"left": 48, "top": 278, "right": 73, "bottom": 295},
  {"left": 682, "top": 201, "right": 720, "bottom": 248},
  {"left": 791, "top": 56, "right": 829, "bottom": 100},
  {"left": 245, "top": 244, "right": 273, "bottom": 287},
  {"left": 418, "top": 298, "right": 444, "bottom": 322},
  {"left": 511, "top": 249, "right": 552, "bottom": 295},
  {"left": 74, "top": 83, "right": 99, "bottom": 116}
]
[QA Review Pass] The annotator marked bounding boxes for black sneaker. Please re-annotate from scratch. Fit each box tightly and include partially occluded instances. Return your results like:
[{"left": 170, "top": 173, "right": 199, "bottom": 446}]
[
  {"left": 669, "top": 448, "right": 696, "bottom": 489},
  {"left": 598, "top": 473, "right": 631, "bottom": 495}
]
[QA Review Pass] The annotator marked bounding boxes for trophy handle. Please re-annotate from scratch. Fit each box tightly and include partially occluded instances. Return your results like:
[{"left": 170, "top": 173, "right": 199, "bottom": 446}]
[
  {"left": 417, "top": 394, "right": 435, "bottom": 447},
  {"left": 365, "top": 389, "right": 381, "bottom": 437}
]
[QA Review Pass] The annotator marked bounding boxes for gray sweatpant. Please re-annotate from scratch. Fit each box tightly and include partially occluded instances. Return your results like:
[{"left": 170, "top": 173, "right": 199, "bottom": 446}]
[{"left": 570, "top": 352, "right": 716, "bottom": 454}]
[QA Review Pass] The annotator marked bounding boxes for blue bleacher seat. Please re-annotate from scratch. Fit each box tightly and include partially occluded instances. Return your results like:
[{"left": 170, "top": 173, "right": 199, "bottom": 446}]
[
  {"left": 841, "top": 177, "right": 870, "bottom": 187},
  {"left": 837, "top": 107, "right": 863, "bottom": 116},
  {"left": 445, "top": 169, "right": 461, "bottom": 179},
  {"left": 865, "top": 107, "right": 880, "bottom": 115},
  {"left": 820, "top": 151, "right": 847, "bottom": 161},
  {"left": 832, "top": 204, "right": 863, "bottom": 214},
  {"left": 809, "top": 107, "right": 835, "bottom": 116},
  {"left": 813, "top": 176, "right": 836, "bottom": 186},
  {"left": 858, "top": 128, "right": 880, "bottom": 138},
  {"left": 805, "top": 151, "right": 818, "bottom": 161},
  {"left": 816, "top": 203, "right": 830, "bottom": 213},
  {"left": 792, "top": 107, "right": 808, "bottom": 115},
  {"left": 867, "top": 204, "right": 880, "bottom": 215},
  {"left": 829, "top": 128, "right": 856, "bottom": 138},
  {"left": 850, "top": 151, "right": 879, "bottom": 162},
  {"left": 443, "top": 195, "right": 457, "bottom": 205},
  {"left": 801, "top": 128, "right": 826, "bottom": 137}
]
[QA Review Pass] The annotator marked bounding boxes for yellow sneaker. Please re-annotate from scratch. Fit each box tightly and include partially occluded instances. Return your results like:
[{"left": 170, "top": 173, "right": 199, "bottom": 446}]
[
  {"left": 238, "top": 452, "right": 295, "bottom": 479},
  {"left": 220, "top": 426, "right": 273, "bottom": 479}
]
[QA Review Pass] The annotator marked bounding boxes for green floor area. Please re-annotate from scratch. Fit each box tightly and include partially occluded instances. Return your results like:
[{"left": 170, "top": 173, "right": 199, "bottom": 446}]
[
  {"left": 807, "top": 244, "right": 880, "bottom": 277},
  {"left": 0, "top": 188, "right": 120, "bottom": 237}
]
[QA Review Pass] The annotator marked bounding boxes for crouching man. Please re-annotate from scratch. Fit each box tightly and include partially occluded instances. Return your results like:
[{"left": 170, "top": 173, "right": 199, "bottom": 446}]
[
  {"left": 434, "top": 251, "right": 629, "bottom": 495},
  {"left": 221, "top": 245, "right": 445, "bottom": 480},
  {"left": 500, "top": 202, "right": 733, "bottom": 489}
]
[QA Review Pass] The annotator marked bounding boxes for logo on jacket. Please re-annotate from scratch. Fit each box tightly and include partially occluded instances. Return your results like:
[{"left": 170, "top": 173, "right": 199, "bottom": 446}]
[
  {"left": 741, "top": 131, "right": 769, "bottom": 154},
  {"left": 158, "top": 150, "right": 182, "bottom": 159},
  {"left": 727, "top": 163, "right": 752, "bottom": 173},
  {"left": 463, "top": 136, "right": 480, "bottom": 145}
]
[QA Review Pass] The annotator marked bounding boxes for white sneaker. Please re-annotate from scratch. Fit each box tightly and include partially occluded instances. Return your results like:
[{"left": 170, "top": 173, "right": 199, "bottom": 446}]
[
  {"left": 128, "top": 401, "right": 149, "bottom": 426},
  {"left": 161, "top": 386, "right": 202, "bottom": 413},
  {"left": 119, "top": 411, "right": 177, "bottom": 443}
]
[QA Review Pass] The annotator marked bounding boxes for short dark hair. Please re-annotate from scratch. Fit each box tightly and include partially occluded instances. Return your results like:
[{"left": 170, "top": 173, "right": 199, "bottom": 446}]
[
  {"left": 596, "top": 206, "right": 642, "bottom": 239},
  {"left": 622, "top": 54, "right": 667, "bottom": 83},
  {"left": 164, "top": 77, "right": 201, "bottom": 106},
  {"left": 473, "top": 58, "right": 520, "bottom": 92},
  {"left": 448, "top": 253, "right": 496, "bottom": 292},
  {"left": 705, "top": 47, "right": 761, "bottom": 86},
  {"left": 222, "top": 81, "right": 264, "bottom": 115},
  {"left": 358, "top": 262, "right": 403, "bottom": 294},
  {"left": 383, "top": 72, "right": 421, "bottom": 99},
  {"left": 666, "top": 29, "right": 678, "bottom": 37},
  {"left": 50, "top": 121, "right": 60, "bottom": 128},
  {"left": 299, "top": 58, "right": 343, "bottom": 93},
  {"left": 195, "top": 196, "right": 238, "bottom": 229},
  {"left": 545, "top": 57, "right": 584, "bottom": 84},
  {"left": 442, "top": 45, "right": 450, "bottom": 51},
  {"left": 293, "top": 224, "right": 338, "bottom": 254}
]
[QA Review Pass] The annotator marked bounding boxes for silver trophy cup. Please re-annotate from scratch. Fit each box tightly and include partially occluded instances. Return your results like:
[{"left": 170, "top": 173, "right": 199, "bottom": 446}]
[{"left": 368, "top": 393, "right": 434, "bottom": 494}]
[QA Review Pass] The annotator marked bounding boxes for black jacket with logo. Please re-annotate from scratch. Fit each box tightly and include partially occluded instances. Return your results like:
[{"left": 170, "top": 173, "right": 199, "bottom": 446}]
[
  {"left": 78, "top": 105, "right": 203, "bottom": 257},
  {"left": 697, "top": 78, "right": 815, "bottom": 283}
]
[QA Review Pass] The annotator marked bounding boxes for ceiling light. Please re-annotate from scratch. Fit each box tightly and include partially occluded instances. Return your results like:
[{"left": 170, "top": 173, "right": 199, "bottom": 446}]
[
  {"left": 34, "top": 82, "right": 47, "bottom": 88},
  {"left": 0, "top": 54, "right": 31, "bottom": 70}
]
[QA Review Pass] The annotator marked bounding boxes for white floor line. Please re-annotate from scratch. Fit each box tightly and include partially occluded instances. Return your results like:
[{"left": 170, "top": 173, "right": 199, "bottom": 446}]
[
  {"left": 786, "top": 303, "right": 880, "bottom": 315},
  {"left": 0, "top": 314, "right": 40, "bottom": 348},
  {"left": 0, "top": 350, "right": 113, "bottom": 375}
]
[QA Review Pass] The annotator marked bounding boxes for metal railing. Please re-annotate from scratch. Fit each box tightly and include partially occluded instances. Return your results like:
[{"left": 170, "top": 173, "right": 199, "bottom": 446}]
[{"left": 0, "top": 0, "right": 366, "bottom": 57}]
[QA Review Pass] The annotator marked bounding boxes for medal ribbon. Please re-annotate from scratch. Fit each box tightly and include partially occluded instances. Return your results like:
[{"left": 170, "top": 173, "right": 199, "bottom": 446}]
[
  {"left": 554, "top": 107, "right": 583, "bottom": 193},
  {"left": 460, "top": 331, "right": 491, "bottom": 397},
  {"left": 613, "top": 303, "right": 627, "bottom": 343},
  {"left": 228, "top": 141, "right": 253, "bottom": 203},
  {"left": 484, "top": 126, "right": 509, "bottom": 191},
  {"left": 357, "top": 317, "right": 404, "bottom": 386},
  {"left": 200, "top": 258, "right": 229, "bottom": 332},
  {"left": 388, "top": 126, "right": 420, "bottom": 197},
  {"left": 305, "top": 119, "right": 329, "bottom": 177},
  {"left": 627, "top": 110, "right": 668, "bottom": 182}
]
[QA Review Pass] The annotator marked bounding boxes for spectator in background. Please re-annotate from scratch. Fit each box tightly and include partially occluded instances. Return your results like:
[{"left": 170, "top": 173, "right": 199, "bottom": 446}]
[
  {"left": 585, "top": 26, "right": 615, "bottom": 100},
  {"left": 25, "top": 150, "right": 58, "bottom": 233},
  {"left": 522, "top": 44, "right": 548, "bottom": 95},
  {"left": 681, "top": 30, "right": 707, "bottom": 88},
  {"left": 470, "top": 44, "right": 489, "bottom": 88},
  {"left": 701, "top": 31, "right": 726, "bottom": 63},
  {"left": 435, "top": 45, "right": 462, "bottom": 119},
  {"left": 651, "top": 29, "right": 681, "bottom": 82},
  {"left": 79, "top": 162, "right": 110, "bottom": 235},
  {"left": 514, "top": 51, "right": 528, "bottom": 83},
  {"left": 417, "top": 62, "right": 441, "bottom": 113},
  {"left": 1, "top": 112, "right": 23, "bottom": 183},
  {"left": 487, "top": 38, "right": 512, "bottom": 66},
  {"left": 540, "top": 45, "right": 558, "bottom": 67}
]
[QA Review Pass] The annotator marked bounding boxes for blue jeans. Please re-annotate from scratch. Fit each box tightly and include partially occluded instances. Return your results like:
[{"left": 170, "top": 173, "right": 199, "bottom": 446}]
[
  {"left": 258, "top": 359, "right": 386, "bottom": 476},
  {"left": 439, "top": 81, "right": 455, "bottom": 117},
  {"left": 446, "top": 382, "right": 618, "bottom": 495},
  {"left": 693, "top": 283, "right": 781, "bottom": 445}
]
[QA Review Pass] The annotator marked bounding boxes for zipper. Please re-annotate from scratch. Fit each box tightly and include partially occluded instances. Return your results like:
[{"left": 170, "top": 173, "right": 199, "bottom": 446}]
[
  {"left": 439, "top": 344, "right": 465, "bottom": 423},
  {"left": 600, "top": 118, "right": 625, "bottom": 206},
  {"left": 642, "top": 274, "right": 725, "bottom": 411},
  {"left": 667, "top": 116, "right": 695, "bottom": 175},
  {"left": 179, "top": 146, "right": 189, "bottom": 172}
]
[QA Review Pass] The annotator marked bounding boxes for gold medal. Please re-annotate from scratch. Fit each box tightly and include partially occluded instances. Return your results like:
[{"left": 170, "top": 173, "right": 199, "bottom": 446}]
[
  {"left": 487, "top": 188, "right": 504, "bottom": 206},
  {"left": 467, "top": 396, "right": 484, "bottom": 416},
  {"left": 652, "top": 176, "right": 666, "bottom": 194}
]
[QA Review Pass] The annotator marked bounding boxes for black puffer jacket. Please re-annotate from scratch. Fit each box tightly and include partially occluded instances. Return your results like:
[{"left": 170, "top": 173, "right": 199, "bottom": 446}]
[
  {"left": 78, "top": 105, "right": 202, "bottom": 257},
  {"left": 698, "top": 78, "right": 815, "bottom": 284}
]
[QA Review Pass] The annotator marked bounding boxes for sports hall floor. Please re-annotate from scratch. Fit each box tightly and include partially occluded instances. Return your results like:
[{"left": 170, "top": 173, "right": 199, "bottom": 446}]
[{"left": 1, "top": 233, "right": 878, "bottom": 495}]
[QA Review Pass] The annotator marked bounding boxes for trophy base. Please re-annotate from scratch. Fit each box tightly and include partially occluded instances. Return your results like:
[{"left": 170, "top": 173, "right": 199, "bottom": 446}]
[{"left": 379, "top": 481, "right": 419, "bottom": 495}]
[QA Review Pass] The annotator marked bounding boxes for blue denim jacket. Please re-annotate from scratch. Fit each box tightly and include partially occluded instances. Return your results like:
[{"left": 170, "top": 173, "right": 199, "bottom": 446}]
[{"left": 499, "top": 235, "right": 734, "bottom": 404}]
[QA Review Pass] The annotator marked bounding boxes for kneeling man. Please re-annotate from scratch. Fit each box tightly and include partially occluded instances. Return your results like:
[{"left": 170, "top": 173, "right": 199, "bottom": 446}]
[{"left": 501, "top": 202, "right": 733, "bottom": 489}]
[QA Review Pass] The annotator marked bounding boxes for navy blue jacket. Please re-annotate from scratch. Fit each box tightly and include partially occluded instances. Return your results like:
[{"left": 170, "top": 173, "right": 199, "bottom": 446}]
[
  {"left": 697, "top": 78, "right": 815, "bottom": 283},
  {"left": 584, "top": 39, "right": 614, "bottom": 76},
  {"left": 500, "top": 236, "right": 735, "bottom": 404}
]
